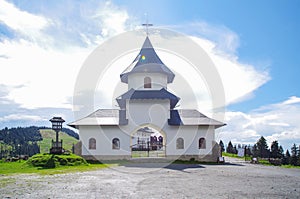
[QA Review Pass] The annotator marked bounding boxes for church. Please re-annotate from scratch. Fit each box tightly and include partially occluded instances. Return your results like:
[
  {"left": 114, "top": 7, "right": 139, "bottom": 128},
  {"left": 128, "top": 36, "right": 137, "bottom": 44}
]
[{"left": 69, "top": 35, "right": 225, "bottom": 162}]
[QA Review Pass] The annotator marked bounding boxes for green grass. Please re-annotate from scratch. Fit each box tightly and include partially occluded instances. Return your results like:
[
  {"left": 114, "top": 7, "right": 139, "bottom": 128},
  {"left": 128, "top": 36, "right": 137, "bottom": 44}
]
[
  {"left": 222, "top": 152, "right": 252, "bottom": 161},
  {"left": 223, "top": 153, "right": 300, "bottom": 169},
  {"left": 0, "top": 160, "right": 113, "bottom": 176},
  {"left": 258, "top": 159, "right": 272, "bottom": 166},
  {"left": 27, "top": 153, "right": 87, "bottom": 168},
  {"left": 38, "top": 129, "right": 79, "bottom": 153},
  {"left": 281, "top": 164, "right": 300, "bottom": 169}
]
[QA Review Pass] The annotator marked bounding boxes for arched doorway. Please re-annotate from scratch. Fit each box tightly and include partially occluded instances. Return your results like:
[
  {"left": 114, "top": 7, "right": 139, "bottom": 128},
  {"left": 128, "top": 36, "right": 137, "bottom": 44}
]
[{"left": 130, "top": 125, "right": 166, "bottom": 158}]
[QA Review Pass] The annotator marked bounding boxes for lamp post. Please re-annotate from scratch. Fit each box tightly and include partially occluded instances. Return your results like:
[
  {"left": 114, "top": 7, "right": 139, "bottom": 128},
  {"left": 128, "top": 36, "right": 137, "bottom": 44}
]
[{"left": 49, "top": 117, "right": 65, "bottom": 154}]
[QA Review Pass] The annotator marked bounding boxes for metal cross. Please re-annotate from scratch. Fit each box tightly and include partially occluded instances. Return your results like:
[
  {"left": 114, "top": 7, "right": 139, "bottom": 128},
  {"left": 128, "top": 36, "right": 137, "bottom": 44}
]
[{"left": 142, "top": 16, "right": 153, "bottom": 36}]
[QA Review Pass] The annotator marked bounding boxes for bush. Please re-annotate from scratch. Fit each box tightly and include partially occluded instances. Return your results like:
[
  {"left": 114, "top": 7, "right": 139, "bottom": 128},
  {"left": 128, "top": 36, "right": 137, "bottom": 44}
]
[{"left": 27, "top": 153, "right": 87, "bottom": 168}]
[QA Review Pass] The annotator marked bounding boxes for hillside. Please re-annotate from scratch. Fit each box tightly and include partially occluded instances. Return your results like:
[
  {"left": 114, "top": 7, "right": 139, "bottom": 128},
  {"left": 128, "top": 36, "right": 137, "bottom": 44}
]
[{"left": 38, "top": 129, "right": 79, "bottom": 154}]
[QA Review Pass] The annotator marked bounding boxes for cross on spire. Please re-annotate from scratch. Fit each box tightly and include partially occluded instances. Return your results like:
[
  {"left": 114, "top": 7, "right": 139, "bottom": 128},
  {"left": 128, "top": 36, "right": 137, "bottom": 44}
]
[{"left": 142, "top": 14, "right": 153, "bottom": 36}]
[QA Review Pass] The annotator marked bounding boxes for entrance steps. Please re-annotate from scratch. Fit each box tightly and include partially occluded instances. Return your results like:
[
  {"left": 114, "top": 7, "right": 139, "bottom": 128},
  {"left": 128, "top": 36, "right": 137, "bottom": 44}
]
[{"left": 129, "top": 157, "right": 173, "bottom": 163}]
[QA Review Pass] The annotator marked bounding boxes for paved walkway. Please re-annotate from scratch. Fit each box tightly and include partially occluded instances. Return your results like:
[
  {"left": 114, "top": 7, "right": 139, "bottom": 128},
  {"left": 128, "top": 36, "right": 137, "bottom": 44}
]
[{"left": 1, "top": 158, "right": 300, "bottom": 198}]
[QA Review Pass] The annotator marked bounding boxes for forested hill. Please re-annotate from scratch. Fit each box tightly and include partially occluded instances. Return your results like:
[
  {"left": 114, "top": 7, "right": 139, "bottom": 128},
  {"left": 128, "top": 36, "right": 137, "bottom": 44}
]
[
  {"left": 0, "top": 126, "right": 79, "bottom": 145},
  {"left": 39, "top": 127, "right": 79, "bottom": 140},
  {"left": 0, "top": 126, "right": 79, "bottom": 158}
]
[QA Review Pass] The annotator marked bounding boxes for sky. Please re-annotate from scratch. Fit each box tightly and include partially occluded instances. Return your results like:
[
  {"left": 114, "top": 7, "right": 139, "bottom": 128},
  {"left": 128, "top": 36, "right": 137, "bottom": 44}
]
[{"left": 0, "top": 0, "right": 300, "bottom": 150}]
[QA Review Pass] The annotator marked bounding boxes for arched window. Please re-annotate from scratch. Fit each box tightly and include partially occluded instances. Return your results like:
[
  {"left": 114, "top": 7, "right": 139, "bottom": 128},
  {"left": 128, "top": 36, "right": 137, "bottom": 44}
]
[
  {"left": 112, "top": 138, "right": 120, "bottom": 150},
  {"left": 89, "top": 138, "right": 96, "bottom": 150},
  {"left": 144, "top": 77, "right": 151, "bottom": 88},
  {"left": 176, "top": 138, "right": 184, "bottom": 149},
  {"left": 199, "top": 138, "right": 206, "bottom": 149}
]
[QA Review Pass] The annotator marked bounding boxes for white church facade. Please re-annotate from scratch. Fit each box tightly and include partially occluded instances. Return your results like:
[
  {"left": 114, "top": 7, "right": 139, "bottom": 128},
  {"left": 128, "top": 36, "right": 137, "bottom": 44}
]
[{"left": 69, "top": 36, "right": 225, "bottom": 162}]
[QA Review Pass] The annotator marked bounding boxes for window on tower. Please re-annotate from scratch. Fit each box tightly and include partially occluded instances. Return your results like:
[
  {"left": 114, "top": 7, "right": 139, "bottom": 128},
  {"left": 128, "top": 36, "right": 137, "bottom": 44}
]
[{"left": 144, "top": 77, "right": 151, "bottom": 88}]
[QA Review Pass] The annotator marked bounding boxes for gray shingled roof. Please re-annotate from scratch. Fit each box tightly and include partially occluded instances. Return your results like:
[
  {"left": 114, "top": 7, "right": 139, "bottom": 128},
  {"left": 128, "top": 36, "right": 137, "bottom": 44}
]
[
  {"left": 68, "top": 109, "right": 119, "bottom": 128},
  {"left": 68, "top": 109, "right": 225, "bottom": 129},
  {"left": 120, "top": 36, "right": 175, "bottom": 83},
  {"left": 177, "top": 109, "right": 225, "bottom": 127},
  {"left": 116, "top": 88, "right": 180, "bottom": 109}
]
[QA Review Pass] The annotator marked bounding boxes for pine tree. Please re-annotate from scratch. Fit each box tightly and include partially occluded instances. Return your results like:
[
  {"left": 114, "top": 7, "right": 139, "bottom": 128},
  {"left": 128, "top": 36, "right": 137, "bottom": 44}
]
[
  {"left": 297, "top": 145, "right": 300, "bottom": 166},
  {"left": 245, "top": 145, "right": 252, "bottom": 156},
  {"left": 233, "top": 145, "right": 238, "bottom": 154},
  {"left": 252, "top": 144, "right": 259, "bottom": 157},
  {"left": 226, "top": 141, "right": 234, "bottom": 154},
  {"left": 290, "top": 144, "right": 298, "bottom": 166},
  {"left": 283, "top": 149, "right": 291, "bottom": 165},
  {"left": 219, "top": 140, "right": 225, "bottom": 152},
  {"left": 279, "top": 146, "right": 284, "bottom": 159},
  {"left": 270, "top": 140, "right": 281, "bottom": 158},
  {"left": 256, "top": 136, "right": 269, "bottom": 158}
]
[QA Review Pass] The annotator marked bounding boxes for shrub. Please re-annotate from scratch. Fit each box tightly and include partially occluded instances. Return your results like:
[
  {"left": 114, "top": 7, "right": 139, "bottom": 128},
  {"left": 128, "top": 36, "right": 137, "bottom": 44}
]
[{"left": 27, "top": 153, "right": 87, "bottom": 168}]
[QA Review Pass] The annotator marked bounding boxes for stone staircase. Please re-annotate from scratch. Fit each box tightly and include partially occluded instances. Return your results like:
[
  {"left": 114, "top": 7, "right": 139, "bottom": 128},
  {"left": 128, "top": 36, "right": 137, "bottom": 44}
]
[{"left": 129, "top": 157, "right": 173, "bottom": 163}]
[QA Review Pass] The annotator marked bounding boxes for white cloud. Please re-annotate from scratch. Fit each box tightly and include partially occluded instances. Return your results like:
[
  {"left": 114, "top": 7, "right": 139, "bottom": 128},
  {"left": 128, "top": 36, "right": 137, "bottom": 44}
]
[
  {"left": 0, "top": 39, "right": 90, "bottom": 109},
  {"left": 218, "top": 97, "right": 300, "bottom": 150},
  {"left": 0, "top": 114, "right": 44, "bottom": 122},
  {"left": 0, "top": 0, "right": 51, "bottom": 42},
  {"left": 190, "top": 36, "right": 270, "bottom": 106},
  {"left": 282, "top": 96, "right": 300, "bottom": 105},
  {"left": 266, "top": 131, "right": 300, "bottom": 142},
  {"left": 0, "top": 0, "right": 132, "bottom": 109},
  {"left": 94, "top": 1, "right": 130, "bottom": 37},
  {"left": 169, "top": 21, "right": 240, "bottom": 56}
]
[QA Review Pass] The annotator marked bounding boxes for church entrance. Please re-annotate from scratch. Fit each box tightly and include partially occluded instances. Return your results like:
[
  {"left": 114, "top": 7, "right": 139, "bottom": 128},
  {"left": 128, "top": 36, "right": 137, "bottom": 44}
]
[{"left": 130, "top": 126, "right": 166, "bottom": 158}]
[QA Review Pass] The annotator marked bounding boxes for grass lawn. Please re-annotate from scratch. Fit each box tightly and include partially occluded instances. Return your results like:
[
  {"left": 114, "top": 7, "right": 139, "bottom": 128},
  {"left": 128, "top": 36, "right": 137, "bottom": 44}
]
[
  {"left": 222, "top": 152, "right": 252, "bottom": 161},
  {"left": 0, "top": 161, "right": 114, "bottom": 176},
  {"left": 222, "top": 152, "right": 300, "bottom": 169}
]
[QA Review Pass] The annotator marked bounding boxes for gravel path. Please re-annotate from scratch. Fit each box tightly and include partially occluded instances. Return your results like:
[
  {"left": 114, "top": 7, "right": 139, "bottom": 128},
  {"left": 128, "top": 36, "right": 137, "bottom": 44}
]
[{"left": 1, "top": 158, "right": 300, "bottom": 199}]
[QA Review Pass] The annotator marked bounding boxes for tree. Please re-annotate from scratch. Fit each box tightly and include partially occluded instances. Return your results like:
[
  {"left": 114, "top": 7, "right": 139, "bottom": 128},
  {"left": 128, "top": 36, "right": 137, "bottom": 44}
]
[
  {"left": 282, "top": 150, "right": 291, "bottom": 165},
  {"left": 0, "top": 126, "right": 43, "bottom": 157},
  {"left": 291, "top": 144, "right": 298, "bottom": 166},
  {"left": 252, "top": 144, "right": 259, "bottom": 157},
  {"left": 219, "top": 140, "right": 225, "bottom": 152},
  {"left": 226, "top": 141, "right": 234, "bottom": 154},
  {"left": 233, "top": 145, "right": 238, "bottom": 154},
  {"left": 270, "top": 140, "right": 281, "bottom": 158},
  {"left": 297, "top": 145, "right": 300, "bottom": 166},
  {"left": 245, "top": 145, "right": 252, "bottom": 156},
  {"left": 256, "top": 136, "right": 269, "bottom": 158},
  {"left": 279, "top": 146, "right": 284, "bottom": 159}
]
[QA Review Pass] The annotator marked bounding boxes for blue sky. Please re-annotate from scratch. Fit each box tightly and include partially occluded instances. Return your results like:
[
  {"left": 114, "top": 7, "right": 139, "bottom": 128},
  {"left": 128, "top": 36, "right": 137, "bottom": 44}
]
[{"left": 0, "top": 0, "right": 300, "bottom": 150}]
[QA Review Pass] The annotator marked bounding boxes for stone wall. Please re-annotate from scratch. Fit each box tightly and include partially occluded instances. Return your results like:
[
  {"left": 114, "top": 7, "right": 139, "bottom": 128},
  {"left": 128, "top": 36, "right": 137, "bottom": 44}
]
[
  {"left": 82, "top": 155, "right": 132, "bottom": 161},
  {"left": 73, "top": 141, "right": 82, "bottom": 156},
  {"left": 174, "top": 141, "right": 220, "bottom": 162}
]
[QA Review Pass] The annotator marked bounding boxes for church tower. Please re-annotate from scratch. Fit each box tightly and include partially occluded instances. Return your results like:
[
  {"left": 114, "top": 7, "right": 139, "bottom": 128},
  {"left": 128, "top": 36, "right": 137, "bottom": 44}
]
[
  {"left": 120, "top": 36, "right": 175, "bottom": 90},
  {"left": 117, "top": 36, "right": 180, "bottom": 126}
]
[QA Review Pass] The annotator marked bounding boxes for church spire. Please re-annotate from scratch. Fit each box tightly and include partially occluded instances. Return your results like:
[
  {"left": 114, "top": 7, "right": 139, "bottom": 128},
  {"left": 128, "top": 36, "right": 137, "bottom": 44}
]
[
  {"left": 142, "top": 14, "right": 153, "bottom": 36},
  {"left": 141, "top": 36, "right": 154, "bottom": 49},
  {"left": 120, "top": 36, "right": 175, "bottom": 84}
]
